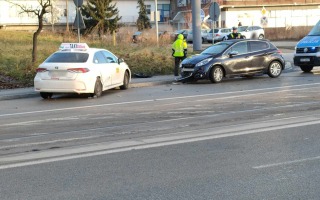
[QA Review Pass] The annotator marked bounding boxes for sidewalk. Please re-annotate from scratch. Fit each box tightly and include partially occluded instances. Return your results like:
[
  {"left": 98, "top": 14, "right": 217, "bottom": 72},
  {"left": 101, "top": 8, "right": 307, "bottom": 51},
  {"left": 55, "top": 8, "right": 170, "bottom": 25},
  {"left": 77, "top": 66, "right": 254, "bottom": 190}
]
[{"left": 0, "top": 75, "right": 176, "bottom": 100}]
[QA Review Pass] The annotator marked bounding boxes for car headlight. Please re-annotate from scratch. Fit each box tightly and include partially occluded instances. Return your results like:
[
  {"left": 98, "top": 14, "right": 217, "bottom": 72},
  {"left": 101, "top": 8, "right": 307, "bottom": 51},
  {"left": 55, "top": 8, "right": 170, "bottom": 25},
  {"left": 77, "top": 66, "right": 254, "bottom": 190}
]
[{"left": 195, "top": 58, "right": 213, "bottom": 67}]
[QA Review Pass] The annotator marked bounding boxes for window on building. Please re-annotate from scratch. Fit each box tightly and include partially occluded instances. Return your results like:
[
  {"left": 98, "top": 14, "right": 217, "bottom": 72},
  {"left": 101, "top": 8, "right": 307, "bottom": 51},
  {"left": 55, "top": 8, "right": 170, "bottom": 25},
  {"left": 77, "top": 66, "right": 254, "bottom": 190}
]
[
  {"left": 158, "top": 4, "right": 171, "bottom": 22},
  {"left": 145, "top": 5, "right": 151, "bottom": 15}
]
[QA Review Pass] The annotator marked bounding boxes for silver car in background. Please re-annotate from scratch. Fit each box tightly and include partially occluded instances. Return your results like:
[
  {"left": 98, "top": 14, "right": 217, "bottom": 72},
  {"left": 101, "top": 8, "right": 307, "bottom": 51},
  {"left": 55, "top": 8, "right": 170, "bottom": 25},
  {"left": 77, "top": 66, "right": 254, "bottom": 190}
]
[
  {"left": 186, "top": 29, "right": 210, "bottom": 43},
  {"left": 238, "top": 26, "right": 265, "bottom": 39},
  {"left": 207, "top": 28, "right": 232, "bottom": 43}
]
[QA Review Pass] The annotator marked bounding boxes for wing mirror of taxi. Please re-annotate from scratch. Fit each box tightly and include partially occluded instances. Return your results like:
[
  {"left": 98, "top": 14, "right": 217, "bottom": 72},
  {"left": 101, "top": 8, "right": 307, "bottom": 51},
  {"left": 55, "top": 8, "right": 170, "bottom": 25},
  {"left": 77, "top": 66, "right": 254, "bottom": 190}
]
[
  {"left": 228, "top": 51, "right": 238, "bottom": 57},
  {"left": 118, "top": 58, "right": 124, "bottom": 64}
]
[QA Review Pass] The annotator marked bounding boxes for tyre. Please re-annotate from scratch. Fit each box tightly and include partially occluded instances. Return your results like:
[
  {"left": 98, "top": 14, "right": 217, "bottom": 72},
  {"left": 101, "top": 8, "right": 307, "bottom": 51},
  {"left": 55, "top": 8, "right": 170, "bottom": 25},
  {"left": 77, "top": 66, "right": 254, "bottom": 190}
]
[
  {"left": 258, "top": 34, "right": 264, "bottom": 39},
  {"left": 120, "top": 71, "right": 129, "bottom": 90},
  {"left": 242, "top": 36, "right": 246, "bottom": 39},
  {"left": 40, "top": 92, "right": 53, "bottom": 99},
  {"left": 90, "top": 78, "right": 103, "bottom": 98},
  {"left": 300, "top": 66, "right": 313, "bottom": 73},
  {"left": 267, "top": 61, "right": 282, "bottom": 78},
  {"left": 209, "top": 66, "right": 224, "bottom": 83}
]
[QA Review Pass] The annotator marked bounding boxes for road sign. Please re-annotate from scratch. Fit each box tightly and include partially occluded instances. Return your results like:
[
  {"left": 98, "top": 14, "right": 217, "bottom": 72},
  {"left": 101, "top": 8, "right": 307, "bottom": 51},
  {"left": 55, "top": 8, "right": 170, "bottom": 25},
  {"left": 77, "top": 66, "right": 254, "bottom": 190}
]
[
  {"left": 209, "top": 2, "right": 220, "bottom": 22},
  {"left": 73, "top": 0, "right": 83, "bottom": 7},
  {"left": 73, "top": 9, "right": 86, "bottom": 29},
  {"left": 200, "top": 9, "right": 205, "bottom": 22}
]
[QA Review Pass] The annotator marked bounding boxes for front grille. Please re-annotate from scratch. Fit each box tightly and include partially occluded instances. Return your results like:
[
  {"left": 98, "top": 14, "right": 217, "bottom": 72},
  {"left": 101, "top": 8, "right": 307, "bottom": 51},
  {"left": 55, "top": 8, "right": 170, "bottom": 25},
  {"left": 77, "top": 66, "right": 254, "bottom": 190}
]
[
  {"left": 182, "top": 64, "right": 195, "bottom": 68},
  {"left": 296, "top": 47, "right": 319, "bottom": 53}
]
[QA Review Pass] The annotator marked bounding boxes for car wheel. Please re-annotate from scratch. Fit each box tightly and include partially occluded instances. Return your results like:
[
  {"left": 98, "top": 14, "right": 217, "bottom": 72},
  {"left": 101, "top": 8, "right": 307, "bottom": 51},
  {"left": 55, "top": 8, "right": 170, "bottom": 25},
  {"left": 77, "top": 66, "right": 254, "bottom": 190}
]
[
  {"left": 120, "top": 71, "right": 129, "bottom": 90},
  {"left": 258, "top": 34, "right": 264, "bottom": 39},
  {"left": 209, "top": 66, "right": 224, "bottom": 83},
  {"left": 40, "top": 92, "right": 53, "bottom": 99},
  {"left": 90, "top": 78, "right": 103, "bottom": 98},
  {"left": 267, "top": 61, "right": 282, "bottom": 78},
  {"left": 242, "top": 35, "right": 246, "bottom": 39},
  {"left": 300, "top": 66, "right": 313, "bottom": 73}
]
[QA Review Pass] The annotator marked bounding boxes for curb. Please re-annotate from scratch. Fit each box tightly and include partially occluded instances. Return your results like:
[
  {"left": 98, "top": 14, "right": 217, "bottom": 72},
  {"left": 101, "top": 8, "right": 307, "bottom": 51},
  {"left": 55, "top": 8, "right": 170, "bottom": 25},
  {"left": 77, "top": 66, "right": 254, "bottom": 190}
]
[{"left": 0, "top": 80, "right": 175, "bottom": 101}]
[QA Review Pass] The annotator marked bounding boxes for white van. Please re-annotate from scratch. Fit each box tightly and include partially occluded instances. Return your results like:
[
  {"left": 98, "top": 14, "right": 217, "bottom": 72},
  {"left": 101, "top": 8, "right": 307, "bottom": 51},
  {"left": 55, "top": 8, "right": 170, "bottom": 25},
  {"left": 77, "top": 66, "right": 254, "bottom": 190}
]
[{"left": 294, "top": 20, "right": 320, "bottom": 72}]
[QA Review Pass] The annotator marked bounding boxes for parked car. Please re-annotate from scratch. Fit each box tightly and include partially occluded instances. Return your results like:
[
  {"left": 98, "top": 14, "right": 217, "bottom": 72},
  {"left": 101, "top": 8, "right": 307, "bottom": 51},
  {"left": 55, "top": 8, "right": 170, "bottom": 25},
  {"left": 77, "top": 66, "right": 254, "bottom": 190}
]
[
  {"left": 237, "top": 26, "right": 265, "bottom": 39},
  {"left": 34, "top": 43, "right": 131, "bottom": 99},
  {"left": 186, "top": 29, "right": 210, "bottom": 43},
  {"left": 207, "top": 28, "right": 232, "bottom": 43},
  {"left": 172, "top": 29, "right": 189, "bottom": 40},
  {"left": 294, "top": 19, "right": 320, "bottom": 72},
  {"left": 178, "top": 39, "right": 285, "bottom": 83},
  {"left": 132, "top": 31, "right": 147, "bottom": 43}
]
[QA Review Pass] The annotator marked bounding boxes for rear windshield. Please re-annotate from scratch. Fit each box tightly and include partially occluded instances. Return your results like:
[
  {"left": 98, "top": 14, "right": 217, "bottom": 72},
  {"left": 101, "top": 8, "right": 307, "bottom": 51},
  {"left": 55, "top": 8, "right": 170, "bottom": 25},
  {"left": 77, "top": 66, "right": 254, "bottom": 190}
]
[
  {"left": 45, "top": 52, "right": 89, "bottom": 63},
  {"left": 308, "top": 21, "right": 320, "bottom": 36}
]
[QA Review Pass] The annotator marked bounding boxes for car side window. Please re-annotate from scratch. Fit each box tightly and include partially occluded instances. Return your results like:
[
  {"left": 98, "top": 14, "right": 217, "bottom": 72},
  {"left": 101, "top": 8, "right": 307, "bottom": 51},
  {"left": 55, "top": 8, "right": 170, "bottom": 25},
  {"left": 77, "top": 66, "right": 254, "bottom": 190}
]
[
  {"left": 230, "top": 42, "right": 248, "bottom": 55},
  {"left": 93, "top": 51, "right": 107, "bottom": 64},
  {"left": 248, "top": 41, "right": 269, "bottom": 52},
  {"left": 101, "top": 50, "right": 117, "bottom": 63}
]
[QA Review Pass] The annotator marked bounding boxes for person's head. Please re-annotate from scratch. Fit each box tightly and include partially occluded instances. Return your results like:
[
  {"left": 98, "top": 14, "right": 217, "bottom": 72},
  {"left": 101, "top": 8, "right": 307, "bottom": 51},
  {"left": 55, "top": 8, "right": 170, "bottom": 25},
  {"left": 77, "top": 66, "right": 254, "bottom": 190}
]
[
  {"left": 232, "top": 27, "right": 238, "bottom": 33},
  {"left": 177, "top": 34, "right": 184, "bottom": 40}
]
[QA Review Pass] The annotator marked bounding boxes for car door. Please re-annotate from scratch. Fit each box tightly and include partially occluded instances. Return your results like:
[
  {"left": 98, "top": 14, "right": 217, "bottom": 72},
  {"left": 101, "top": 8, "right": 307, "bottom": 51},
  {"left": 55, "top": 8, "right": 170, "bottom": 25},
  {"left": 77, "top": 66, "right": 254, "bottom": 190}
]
[
  {"left": 101, "top": 50, "right": 122, "bottom": 85},
  {"left": 248, "top": 41, "right": 270, "bottom": 71},
  {"left": 222, "top": 41, "right": 252, "bottom": 74},
  {"left": 93, "top": 51, "right": 112, "bottom": 88}
]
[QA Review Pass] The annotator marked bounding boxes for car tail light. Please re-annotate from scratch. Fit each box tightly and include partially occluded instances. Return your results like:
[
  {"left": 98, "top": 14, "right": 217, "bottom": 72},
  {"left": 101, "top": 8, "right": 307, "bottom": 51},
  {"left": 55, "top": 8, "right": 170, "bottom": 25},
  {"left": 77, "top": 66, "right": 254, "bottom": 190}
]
[
  {"left": 36, "top": 68, "right": 48, "bottom": 73},
  {"left": 216, "top": 34, "right": 220, "bottom": 36},
  {"left": 67, "top": 68, "right": 90, "bottom": 73}
]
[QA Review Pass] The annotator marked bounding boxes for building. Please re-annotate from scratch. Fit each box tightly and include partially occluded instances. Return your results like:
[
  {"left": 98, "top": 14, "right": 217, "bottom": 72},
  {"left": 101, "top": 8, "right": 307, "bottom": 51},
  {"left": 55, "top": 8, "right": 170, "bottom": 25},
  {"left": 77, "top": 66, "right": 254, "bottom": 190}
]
[
  {"left": 171, "top": 0, "right": 320, "bottom": 29},
  {"left": 1, "top": 0, "right": 320, "bottom": 31},
  {"left": 0, "top": 0, "right": 171, "bottom": 30}
]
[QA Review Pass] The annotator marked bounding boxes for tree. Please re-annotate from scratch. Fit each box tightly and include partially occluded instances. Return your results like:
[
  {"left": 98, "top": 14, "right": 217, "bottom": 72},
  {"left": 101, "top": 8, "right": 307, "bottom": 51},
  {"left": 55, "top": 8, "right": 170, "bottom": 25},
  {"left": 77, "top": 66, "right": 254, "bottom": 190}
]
[
  {"left": 6, "top": 0, "right": 52, "bottom": 64},
  {"left": 81, "top": 0, "right": 121, "bottom": 37},
  {"left": 136, "top": 0, "right": 151, "bottom": 31}
]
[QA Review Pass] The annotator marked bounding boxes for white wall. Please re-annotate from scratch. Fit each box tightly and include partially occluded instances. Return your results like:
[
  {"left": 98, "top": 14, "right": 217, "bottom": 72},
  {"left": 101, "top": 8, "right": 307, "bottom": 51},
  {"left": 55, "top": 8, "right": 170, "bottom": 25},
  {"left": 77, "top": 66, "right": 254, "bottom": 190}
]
[{"left": 223, "top": 7, "right": 320, "bottom": 28}]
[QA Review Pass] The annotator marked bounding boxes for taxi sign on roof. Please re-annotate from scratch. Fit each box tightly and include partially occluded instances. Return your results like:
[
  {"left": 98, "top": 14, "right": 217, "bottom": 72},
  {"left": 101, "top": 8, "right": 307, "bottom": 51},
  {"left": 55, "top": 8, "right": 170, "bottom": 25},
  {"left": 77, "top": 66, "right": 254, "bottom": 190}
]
[{"left": 59, "top": 43, "right": 89, "bottom": 51}]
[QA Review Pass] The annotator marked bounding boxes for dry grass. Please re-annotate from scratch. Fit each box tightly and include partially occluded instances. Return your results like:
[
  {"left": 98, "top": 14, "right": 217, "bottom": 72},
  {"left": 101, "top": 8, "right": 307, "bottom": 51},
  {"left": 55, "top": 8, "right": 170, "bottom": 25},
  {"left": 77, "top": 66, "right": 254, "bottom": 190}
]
[
  {"left": 0, "top": 29, "right": 175, "bottom": 86},
  {"left": 0, "top": 26, "right": 310, "bottom": 87}
]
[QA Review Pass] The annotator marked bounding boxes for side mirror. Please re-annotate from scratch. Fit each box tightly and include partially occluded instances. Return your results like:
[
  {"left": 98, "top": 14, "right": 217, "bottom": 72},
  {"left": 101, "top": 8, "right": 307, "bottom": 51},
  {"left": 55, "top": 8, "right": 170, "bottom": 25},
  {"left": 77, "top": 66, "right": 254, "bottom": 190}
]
[
  {"left": 118, "top": 58, "right": 124, "bottom": 64},
  {"left": 228, "top": 51, "right": 238, "bottom": 57}
]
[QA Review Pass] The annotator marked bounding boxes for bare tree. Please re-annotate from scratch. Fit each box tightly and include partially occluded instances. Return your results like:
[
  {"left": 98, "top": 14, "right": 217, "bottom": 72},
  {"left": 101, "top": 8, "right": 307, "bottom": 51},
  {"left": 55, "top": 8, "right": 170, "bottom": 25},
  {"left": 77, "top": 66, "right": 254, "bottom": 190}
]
[{"left": 6, "top": 0, "right": 52, "bottom": 63}]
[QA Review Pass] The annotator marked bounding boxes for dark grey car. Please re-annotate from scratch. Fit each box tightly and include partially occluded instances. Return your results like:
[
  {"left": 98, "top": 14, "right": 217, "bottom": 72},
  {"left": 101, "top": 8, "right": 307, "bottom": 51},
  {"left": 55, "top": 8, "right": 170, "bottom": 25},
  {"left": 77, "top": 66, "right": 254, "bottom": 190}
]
[{"left": 178, "top": 39, "right": 285, "bottom": 83}]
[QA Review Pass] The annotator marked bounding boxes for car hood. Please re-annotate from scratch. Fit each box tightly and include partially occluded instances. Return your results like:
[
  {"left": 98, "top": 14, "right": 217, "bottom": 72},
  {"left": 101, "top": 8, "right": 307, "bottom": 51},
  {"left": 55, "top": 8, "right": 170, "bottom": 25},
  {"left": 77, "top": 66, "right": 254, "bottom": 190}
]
[
  {"left": 296, "top": 36, "right": 320, "bottom": 48},
  {"left": 182, "top": 54, "right": 216, "bottom": 64}
]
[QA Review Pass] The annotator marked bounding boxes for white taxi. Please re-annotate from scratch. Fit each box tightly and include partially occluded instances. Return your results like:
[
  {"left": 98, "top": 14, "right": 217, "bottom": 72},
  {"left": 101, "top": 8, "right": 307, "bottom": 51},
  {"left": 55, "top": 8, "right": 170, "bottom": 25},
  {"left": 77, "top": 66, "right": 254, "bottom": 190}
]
[{"left": 34, "top": 43, "right": 131, "bottom": 99}]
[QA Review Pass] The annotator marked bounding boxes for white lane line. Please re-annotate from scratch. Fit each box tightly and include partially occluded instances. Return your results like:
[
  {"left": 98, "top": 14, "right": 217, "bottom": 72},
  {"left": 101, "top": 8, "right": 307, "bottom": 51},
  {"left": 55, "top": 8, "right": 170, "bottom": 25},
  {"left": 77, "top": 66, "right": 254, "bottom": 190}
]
[
  {"left": 1, "top": 82, "right": 320, "bottom": 118},
  {"left": 1, "top": 115, "right": 320, "bottom": 170},
  {"left": 253, "top": 156, "right": 320, "bottom": 169}
]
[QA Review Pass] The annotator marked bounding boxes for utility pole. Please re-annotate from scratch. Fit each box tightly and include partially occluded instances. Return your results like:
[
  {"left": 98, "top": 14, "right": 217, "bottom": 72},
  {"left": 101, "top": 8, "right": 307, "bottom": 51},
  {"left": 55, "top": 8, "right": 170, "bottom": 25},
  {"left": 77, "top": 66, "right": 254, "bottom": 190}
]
[
  {"left": 66, "top": 0, "right": 69, "bottom": 32},
  {"left": 191, "top": 0, "right": 201, "bottom": 51}
]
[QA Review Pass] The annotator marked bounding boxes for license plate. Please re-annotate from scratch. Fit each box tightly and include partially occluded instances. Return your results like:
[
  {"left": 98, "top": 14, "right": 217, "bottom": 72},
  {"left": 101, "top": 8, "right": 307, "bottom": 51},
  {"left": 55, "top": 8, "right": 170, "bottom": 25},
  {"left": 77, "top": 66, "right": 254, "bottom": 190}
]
[
  {"left": 300, "top": 58, "right": 310, "bottom": 62},
  {"left": 182, "top": 68, "right": 194, "bottom": 72}
]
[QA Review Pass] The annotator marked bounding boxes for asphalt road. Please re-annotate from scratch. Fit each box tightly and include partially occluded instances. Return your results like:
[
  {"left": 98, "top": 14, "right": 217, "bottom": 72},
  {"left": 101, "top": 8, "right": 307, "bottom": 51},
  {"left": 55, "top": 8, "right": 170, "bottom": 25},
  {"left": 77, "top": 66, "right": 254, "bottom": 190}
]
[{"left": 2, "top": 50, "right": 320, "bottom": 199}]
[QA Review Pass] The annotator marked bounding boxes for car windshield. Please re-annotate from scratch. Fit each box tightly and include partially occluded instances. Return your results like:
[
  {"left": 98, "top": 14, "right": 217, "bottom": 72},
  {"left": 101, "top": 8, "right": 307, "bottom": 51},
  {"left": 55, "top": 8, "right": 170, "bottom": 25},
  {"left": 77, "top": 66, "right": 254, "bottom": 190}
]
[
  {"left": 45, "top": 52, "right": 89, "bottom": 63},
  {"left": 308, "top": 21, "right": 320, "bottom": 36},
  {"left": 209, "top": 29, "right": 219, "bottom": 33},
  {"left": 201, "top": 41, "right": 233, "bottom": 55},
  {"left": 176, "top": 30, "right": 186, "bottom": 34},
  {"left": 238, "top": 26, "right": 248, "bottom": 32}
]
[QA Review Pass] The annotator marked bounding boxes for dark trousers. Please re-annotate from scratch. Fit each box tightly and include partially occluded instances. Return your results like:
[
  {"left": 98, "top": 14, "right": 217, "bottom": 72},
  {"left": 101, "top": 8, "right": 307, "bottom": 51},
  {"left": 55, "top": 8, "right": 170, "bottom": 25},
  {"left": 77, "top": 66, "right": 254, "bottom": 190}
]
[{"left": 174, "top": 57, "right": 184, "bottom": 76}]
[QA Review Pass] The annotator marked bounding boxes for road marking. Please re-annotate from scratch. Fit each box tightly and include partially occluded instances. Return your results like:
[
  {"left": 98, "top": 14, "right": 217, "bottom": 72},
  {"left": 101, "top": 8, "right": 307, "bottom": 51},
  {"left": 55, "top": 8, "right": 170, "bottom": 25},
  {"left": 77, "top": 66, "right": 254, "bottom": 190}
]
[
  {"left": 253, "top": 156, "right": 320, "bottom": 169},
  {"left": 1, "top": 82, "right": 320, "bottom": 118},
  {"left": 1, "top": 115, "right": 320, "bottom": 170}
]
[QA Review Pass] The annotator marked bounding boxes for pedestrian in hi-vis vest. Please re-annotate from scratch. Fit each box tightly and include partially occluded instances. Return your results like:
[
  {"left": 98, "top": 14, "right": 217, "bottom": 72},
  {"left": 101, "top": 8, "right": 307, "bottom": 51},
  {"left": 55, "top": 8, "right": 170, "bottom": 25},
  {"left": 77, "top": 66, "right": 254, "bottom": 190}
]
[
  {"left": 226, "top": 27, "right": 244, "bottom": 40},
  {"left": 172, "top": 34, "right": 187, "bottom": 76}
]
